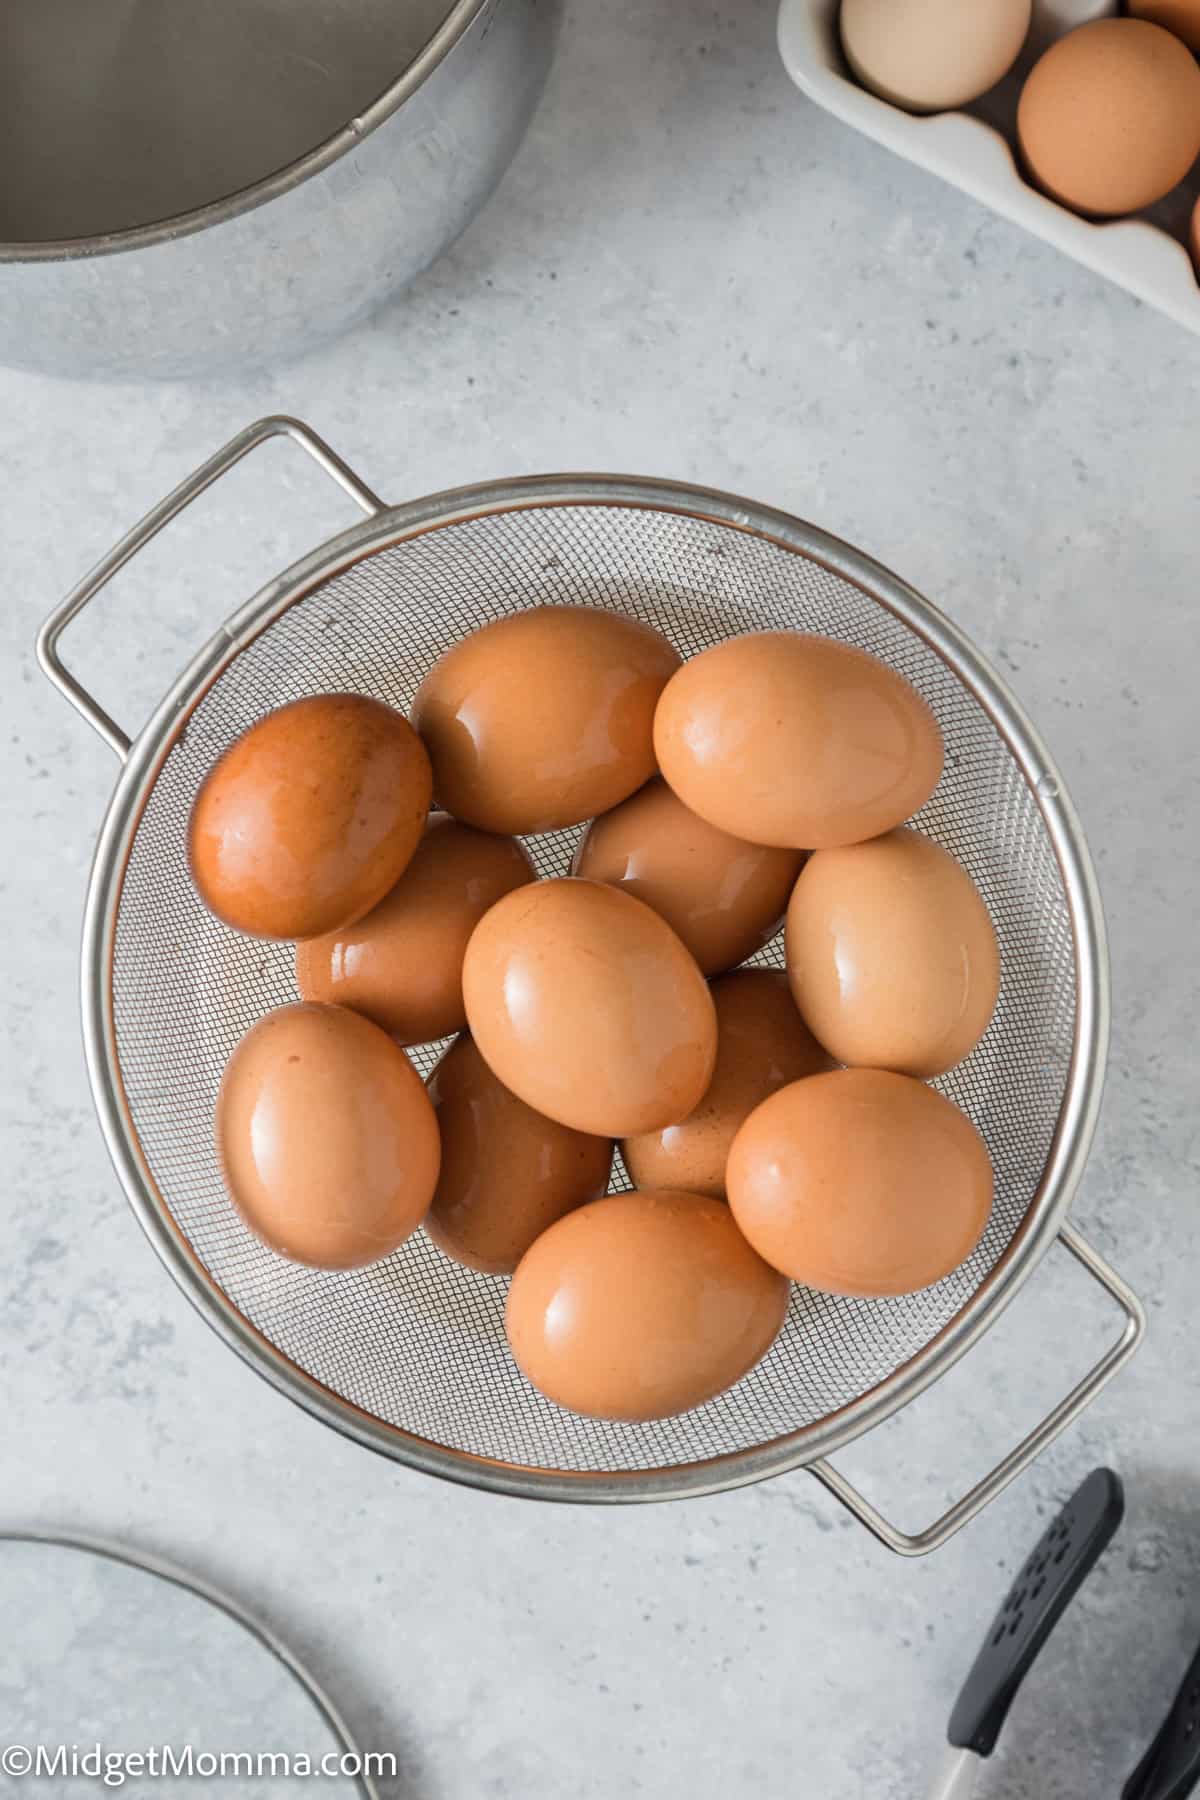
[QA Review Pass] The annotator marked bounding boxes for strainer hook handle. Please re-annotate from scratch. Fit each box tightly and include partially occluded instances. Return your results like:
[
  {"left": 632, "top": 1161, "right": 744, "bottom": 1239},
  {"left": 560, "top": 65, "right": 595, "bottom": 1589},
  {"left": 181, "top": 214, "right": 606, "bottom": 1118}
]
[
  {"left": 809, "top": 1225, "right": 1144, "bottom": 1557},
  {"left": 35, "top": 414, "right": 386, "bottom": 760}
]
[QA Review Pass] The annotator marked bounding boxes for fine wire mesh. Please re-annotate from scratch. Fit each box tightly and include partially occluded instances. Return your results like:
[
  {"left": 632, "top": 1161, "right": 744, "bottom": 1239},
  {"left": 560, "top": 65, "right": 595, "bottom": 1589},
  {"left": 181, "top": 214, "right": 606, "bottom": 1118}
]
[{"left": 107, "top": 501, "right": 1078, "bottom": 1477}]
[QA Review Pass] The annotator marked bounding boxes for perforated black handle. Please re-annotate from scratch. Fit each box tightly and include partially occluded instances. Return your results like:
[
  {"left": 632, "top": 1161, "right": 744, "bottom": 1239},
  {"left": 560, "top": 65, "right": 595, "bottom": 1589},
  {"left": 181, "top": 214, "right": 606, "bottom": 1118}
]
[
  {"left": 1123, "top": 1639, "right": 1200, "bottom": 1799},
  {"left": 946, "top": 1467, "right": 1125, "bottom": 1758}
]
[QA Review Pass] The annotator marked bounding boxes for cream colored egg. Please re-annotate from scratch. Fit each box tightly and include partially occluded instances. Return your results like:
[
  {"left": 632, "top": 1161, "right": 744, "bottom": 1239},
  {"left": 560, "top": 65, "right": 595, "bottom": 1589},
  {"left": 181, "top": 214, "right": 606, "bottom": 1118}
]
[{"left": 841, "top": 0, "right": 1033, "bottom": 113}]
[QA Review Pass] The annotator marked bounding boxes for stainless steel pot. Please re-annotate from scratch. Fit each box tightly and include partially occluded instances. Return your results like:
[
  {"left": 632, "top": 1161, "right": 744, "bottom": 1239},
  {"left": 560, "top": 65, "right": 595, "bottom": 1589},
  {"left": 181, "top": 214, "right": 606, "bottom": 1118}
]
[{"left": 0, "top": 0, "right": 560, "bottom": 380}]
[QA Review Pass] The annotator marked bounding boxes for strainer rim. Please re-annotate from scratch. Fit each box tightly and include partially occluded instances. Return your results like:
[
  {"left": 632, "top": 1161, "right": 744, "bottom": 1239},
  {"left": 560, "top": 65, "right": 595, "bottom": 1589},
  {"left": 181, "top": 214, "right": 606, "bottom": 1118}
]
[{"left": 79, "top": 473, "right": 1110, "bottom": 1503}]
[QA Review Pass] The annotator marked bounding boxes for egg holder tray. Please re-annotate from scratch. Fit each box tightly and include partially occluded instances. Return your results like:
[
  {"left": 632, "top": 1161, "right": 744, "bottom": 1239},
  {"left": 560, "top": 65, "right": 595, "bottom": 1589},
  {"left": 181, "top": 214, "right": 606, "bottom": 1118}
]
[
  {"left": 778, "top": 0, "right": 1200, "bottom": 337},
  {"left": 38, "top": 415, "right": 1144, "bottom": 1555}
]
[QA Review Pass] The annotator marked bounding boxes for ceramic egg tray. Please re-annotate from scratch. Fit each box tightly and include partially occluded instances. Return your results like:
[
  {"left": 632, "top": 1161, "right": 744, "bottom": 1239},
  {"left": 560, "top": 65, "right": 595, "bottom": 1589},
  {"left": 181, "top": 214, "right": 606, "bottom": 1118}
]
[{"left": 777, "top": 0, "right": 1200, "bottom": 335}]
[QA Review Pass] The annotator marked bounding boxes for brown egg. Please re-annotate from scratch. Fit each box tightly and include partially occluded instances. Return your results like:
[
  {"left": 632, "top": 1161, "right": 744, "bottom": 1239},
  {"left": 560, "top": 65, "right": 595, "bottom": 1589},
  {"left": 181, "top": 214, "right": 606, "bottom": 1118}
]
[
  {"left": 653, "top": 632, "right": 943, "bottom": 850},
  {"left": 622, "top": 970, "right": 833, "bottom": 1198},
  {"left": 1190, "top": 194, "right": 1200, "bottom": 272},
  {"left": 505, "top": 1189, "right": 790, "bottom": 1421},
  {"left": 411, "top": 606, "right": 681, "bottom": 835},
  {"left": 215, "top": 1002, "right": 440, "bottom": 1269},
  {"left": 295, "top": 812, "right": 534, "bottom": 1047},
  {"left": 189, "top": 693, "right": 432, "bottom": 941},
  {"left": 1018, "top": 20, "right": 1200, "bottom": 217},
  {"left": 727, "top": 1068, "right": 993, "bottom": 1296},
  {"left": 1129, "top": 0, "right": 1200, "bottom": 55},
  {"left": 462, "top": 877, "right": 717, "bottom": 1137},
  {"left": 425, "top": 1034, "right": 613, "bottom": 1274},
  {"left": 571, "top": 779, "right": 804, "bottom": 976},
  {"left": 786, "top": 828, "right": 1000, "bottom": 1079}
]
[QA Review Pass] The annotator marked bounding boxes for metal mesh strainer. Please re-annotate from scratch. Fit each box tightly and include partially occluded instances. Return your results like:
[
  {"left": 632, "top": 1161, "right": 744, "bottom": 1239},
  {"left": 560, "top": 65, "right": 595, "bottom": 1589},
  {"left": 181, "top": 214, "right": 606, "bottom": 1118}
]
[{"left": 39, "top": 418, "right": 1143, "bottom": 1553}]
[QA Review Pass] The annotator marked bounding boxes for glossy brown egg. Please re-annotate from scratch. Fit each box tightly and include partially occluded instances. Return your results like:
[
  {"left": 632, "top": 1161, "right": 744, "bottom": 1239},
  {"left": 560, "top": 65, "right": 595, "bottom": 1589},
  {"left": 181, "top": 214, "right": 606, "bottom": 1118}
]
[
  {"left": 295, "top": 812, "right": 535, "bottom": 1047},
  {"left": 622, "top": 969, "right": 832, "bottom": 1198},
  {"left": 425, "top": 1035, "right": 613, "bottom": 1274},
  {"left": 653, "top": 632, "right": 943, "bottom": 850},
  {"left": 215, "top": 1002, "right": 440, "bottom": 1269},
  {"left": 727, "top": 1068, "right": 993, "bottom": 1296},
  {"left": 410, "top": 606, "right": 680, "bottom": 835},
  {"left": 786, "top": 828, "right": 1000, "bottom": 1078},
  {"left": 571, "top": 778, "right": 804, "bottom": 976},
  {"left": 462, "top": 877, "right": 717, "bottom": 1137},
  {"left": 1018, "top": 19, "right": 1200, "bottom": 217},
  {"left": 189, "top": 693, "right": 432, "bottom": 941},
  {"left": 505, "top": 1189, "right": 790, "bottom": 1421}
]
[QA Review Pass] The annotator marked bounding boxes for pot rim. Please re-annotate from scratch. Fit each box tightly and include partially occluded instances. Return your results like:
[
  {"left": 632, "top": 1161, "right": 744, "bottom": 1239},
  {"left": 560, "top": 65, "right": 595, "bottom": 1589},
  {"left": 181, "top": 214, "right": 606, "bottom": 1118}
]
[{"left": 0, "top": 0, "right": 490, "bottom": 266}]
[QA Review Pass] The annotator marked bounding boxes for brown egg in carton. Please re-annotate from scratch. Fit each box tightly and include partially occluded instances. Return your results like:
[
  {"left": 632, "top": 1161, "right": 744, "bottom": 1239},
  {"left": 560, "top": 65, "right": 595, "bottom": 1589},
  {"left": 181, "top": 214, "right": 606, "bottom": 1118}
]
[
  {"left": 780, "top": 0, "right": 1200, "bottom": 329},
  {"left": 977, "top": 5, "right": 1200, "bottom": 259},
  {"left": 189, "top": 605, "right": 1004, "bottom": 1426}
]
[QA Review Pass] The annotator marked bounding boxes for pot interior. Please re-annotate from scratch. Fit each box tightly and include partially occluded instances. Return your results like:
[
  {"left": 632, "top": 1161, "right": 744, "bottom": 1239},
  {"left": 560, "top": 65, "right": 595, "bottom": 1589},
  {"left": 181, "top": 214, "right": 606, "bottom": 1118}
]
[{"left": 0, "top": 0, "right": 458, "bottom": 245}]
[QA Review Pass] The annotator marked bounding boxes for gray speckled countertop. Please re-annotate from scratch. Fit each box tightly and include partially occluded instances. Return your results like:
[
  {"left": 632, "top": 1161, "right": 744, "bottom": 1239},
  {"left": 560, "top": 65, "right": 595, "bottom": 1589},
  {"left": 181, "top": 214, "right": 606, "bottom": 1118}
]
[{"left": 3, "top": 3, "right": 1199, "bottom": 1796}]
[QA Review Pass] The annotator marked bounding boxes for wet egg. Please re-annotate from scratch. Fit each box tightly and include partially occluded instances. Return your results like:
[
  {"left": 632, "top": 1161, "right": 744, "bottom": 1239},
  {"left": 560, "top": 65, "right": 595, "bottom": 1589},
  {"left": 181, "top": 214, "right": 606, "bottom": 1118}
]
[
  {"left": 462, "top": 877, "right": 717, "bottom": 1137},
  {"left": 727, "top": 1068, "right": 993, "bottom": 1296},
  {"left": 189, "top": 693, "right": 431, "bottom": 940},
  {"left": 411, "top": 606, "right": 680, "bottom": 834},
  {"left": 785, "top": 827, "right": 1000, "bottom": 1077},
  {"left": 653, "top": 632, "right": 942, "bottom": 849},
  {"left": 572, "top": 778, "right": 803, "bottom": 975},
  {"left": 622, "top": 968, "right": 832, "bottom": 1198},
  {"left": 505, "top": 1189, "right": 790, "bottom": 1420},
  {"left": 425, "top": 1034, "right": 613, "bottom": 1275},
  {"left": 215, "top": 1002, "right": 440, "bottom": 1270},
  {"left": 295, "top": 812, "right": 534, "bottom": 1046}
]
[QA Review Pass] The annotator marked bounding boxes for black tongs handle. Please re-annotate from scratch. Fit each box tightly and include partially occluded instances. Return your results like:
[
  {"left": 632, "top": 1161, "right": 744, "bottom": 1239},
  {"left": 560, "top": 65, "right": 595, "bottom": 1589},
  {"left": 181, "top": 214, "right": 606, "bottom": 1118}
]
[
  {"left": 1124, "top": 1641, "right": 1200, "bottom": 1800},
  {"left": 947, "top": 1467, "right": 1125, "bottom": 1758}
]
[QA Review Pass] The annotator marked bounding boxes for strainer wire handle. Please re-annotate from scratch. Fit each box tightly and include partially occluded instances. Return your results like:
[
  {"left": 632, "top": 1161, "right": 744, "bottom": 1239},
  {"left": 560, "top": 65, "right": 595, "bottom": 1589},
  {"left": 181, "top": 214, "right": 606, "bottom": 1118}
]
[
  {"left": 809, "top": 1225, "right": 1145, "bottom": 1557},
  {"left": 35, "top": 414, "right": 385, "bottom": 760}
]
